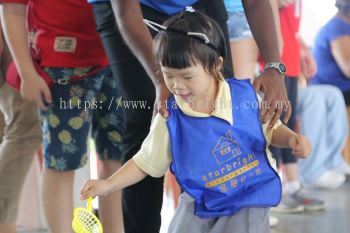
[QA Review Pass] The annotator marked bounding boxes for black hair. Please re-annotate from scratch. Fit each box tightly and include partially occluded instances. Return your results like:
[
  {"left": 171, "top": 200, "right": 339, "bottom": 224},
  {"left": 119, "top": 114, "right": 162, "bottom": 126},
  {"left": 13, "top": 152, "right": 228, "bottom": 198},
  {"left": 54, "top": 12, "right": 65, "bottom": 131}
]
[{"left": 153, "top": 10, "right": 226, "bottom": 80}]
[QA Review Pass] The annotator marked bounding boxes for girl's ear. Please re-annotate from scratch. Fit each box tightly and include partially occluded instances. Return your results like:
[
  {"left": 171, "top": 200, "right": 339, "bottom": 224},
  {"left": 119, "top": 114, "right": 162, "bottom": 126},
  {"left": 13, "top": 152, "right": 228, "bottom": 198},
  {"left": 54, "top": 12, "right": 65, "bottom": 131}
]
[
  {"left": 210, "top": 56, "right": 224, "bottom": 80},
  {"left": 217, "top": 56, "right": 224, "bottom": 70}
]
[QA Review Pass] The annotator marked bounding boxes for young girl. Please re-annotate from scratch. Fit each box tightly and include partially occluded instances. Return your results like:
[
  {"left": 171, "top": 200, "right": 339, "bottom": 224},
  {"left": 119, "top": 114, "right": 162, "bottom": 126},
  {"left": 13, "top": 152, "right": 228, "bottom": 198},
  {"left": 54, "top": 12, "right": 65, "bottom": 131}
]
[{"left": 81, "top": 10, "right": 311, "bottom": 233}]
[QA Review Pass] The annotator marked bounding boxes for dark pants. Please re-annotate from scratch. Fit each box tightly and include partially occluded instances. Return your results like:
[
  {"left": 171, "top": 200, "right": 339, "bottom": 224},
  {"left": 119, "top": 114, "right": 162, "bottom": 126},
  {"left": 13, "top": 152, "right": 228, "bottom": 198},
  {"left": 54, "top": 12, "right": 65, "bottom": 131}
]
[
  {"left": 270, "top": 77, "right": 298, "bottom": 164},
  {"left": 342, "top": 89, "right": 350, "bottom": 106},
  {"left": 92, "top": 1, "right": 232, "bottom": 233}
]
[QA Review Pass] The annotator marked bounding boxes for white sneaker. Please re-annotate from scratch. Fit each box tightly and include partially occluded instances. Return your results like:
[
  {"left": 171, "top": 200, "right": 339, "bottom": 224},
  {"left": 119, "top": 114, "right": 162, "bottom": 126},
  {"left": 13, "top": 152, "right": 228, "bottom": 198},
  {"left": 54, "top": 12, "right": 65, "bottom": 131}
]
[
  {"left": 269, "top": 215, "right": 279, "bottom": 228},
  {"left": 334, "top": 163, "right": 350, "bottom": 175},
  {"left": 312, "top": 170, "right": 345, "bottom": 189}
]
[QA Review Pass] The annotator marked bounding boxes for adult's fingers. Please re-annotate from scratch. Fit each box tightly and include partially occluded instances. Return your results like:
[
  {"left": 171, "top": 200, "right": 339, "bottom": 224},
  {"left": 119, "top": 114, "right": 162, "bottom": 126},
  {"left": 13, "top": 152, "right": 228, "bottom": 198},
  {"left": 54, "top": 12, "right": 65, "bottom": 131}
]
[
  {"left": 42, "top": 85, "right": 52, "bottom": 104},
  {"left": 282, "top": 101, "right": 292, "bottom": 124},
  {"left": 37, "top": 93, "right": 48, "bottom": 111},
  {"left": 253, "top": 76, "right": 263, "bottom": 93},
  {"left": 267, "top": 99, "right": 285, "bottom": 128}
]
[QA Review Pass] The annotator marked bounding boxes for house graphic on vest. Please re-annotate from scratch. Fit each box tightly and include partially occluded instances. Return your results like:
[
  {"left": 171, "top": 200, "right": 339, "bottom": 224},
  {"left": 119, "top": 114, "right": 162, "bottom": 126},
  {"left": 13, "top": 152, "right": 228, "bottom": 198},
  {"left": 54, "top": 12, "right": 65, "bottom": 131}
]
[{"left": 212, "top": 130, "right": 241, "bottom": 165}]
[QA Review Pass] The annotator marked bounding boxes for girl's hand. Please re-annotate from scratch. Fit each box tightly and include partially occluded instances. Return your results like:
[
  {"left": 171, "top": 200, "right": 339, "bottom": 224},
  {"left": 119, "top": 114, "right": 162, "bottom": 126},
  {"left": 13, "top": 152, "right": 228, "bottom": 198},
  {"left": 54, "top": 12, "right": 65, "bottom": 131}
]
[
  {"left": 80, "top": 179, "right": 112, "bottom": 200},
  {"left": 288, "top": 134, "right": 311, "bottom": 158}
]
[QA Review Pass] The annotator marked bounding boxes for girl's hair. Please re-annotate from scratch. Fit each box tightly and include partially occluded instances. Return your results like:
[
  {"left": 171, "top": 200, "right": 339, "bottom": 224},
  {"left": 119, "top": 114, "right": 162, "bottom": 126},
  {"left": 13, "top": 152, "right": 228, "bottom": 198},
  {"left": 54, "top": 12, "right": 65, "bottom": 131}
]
[{"left": 153, "top": 10, "right": 226, "bottom": 81}]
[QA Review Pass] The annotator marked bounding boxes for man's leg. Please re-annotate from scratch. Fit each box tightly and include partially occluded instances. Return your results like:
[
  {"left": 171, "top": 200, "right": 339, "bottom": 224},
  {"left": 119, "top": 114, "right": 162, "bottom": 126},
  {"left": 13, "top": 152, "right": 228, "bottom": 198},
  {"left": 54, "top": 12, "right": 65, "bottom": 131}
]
[
  {"left": 297, "top": 87, "right": 329, "bottom": 184},
  {"left": 92, "top": 67, "right": 124, "bottom": 233},
  {"left": 92, "top": 4, "right": 163, "bottom": 233},
  {"left": 0, "top": 84, "right": 42, "bottom": 233},
  {"left": 318, "top": 86, "right": 348, "bottom": 170}
]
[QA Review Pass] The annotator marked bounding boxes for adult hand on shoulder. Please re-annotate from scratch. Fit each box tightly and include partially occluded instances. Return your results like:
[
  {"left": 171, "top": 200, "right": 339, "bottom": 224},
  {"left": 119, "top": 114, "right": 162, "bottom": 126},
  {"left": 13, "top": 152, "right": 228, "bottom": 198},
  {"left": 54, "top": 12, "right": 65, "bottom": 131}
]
[
  {"left": 20, "top": 71, "right": 52, "bottom": 111},
  {"left": 153, "top": 79, "right": 170, "bottom": 120},
  {"left": 253, "top": 69, "right": 291, "bottom": 128}
]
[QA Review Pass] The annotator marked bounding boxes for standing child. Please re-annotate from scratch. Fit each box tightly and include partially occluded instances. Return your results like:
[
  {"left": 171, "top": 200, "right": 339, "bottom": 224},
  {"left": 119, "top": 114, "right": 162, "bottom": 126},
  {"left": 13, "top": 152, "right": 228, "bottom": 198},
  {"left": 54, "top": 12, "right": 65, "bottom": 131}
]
[
  {"left": 81, "top": 11, "right": 310, "bottom": 233},
  {"left": 0, "top": 1, "right": 124, "bottom": 233}
]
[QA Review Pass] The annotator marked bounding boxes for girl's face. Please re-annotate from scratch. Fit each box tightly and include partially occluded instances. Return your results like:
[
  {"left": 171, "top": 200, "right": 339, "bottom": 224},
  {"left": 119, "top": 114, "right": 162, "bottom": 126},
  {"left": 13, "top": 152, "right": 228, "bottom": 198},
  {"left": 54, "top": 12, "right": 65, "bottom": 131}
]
[{"left": 161, "top": 62, "right": 218, "bottom": 105}]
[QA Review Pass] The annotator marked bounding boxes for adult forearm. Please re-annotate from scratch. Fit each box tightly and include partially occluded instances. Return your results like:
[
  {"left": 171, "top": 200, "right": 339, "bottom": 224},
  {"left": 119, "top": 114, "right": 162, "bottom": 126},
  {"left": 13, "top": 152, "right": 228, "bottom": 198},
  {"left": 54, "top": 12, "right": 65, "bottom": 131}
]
[
  {"left": 242, "top": 0, "right": 281, "bottom": 62},
  {"left": 1, "top": 4, "right": 36, "bottom": 79},
  {"left": 111, "top": 0, "right": 163, "bottom": 86}
]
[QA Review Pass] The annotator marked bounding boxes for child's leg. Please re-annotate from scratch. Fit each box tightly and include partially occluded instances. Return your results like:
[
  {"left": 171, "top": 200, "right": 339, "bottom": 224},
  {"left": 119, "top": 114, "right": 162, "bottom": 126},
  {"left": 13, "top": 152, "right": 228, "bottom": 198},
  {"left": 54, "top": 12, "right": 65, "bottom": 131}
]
[
  {"left": 168, "top": 193, "right": 215, "bottom": 233},
  {"left": 209, "top": 208, "right": 270, "bottom": 233},
  {"left": 39, "top": 67, "right": 96, "bottom": 233},
  {"left": 42, "top": 169, "right": 74, "bottom": 233},
  {"left": 230, "top": 38, "right": 259, "bottom": 79},
  {"left": 168, "top": 193, "right": 270, "bottom": 233},
  {"left": 227, "top": 11, "right": 259, "bottom": 79},
  {"left": 92, "top": 66, "right": 124, "bottom": 233}
]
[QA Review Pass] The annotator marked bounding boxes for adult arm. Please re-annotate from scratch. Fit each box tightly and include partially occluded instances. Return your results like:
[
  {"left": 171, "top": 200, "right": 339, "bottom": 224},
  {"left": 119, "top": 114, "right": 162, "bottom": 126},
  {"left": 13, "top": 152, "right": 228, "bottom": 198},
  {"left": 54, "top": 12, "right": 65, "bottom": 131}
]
[
  {"left": 1, "top": 3, "right": 51, "bottom": 110},
  {"left": 111, "top": 0, "right": 170, "bottom": 118},
  {"left": 242, "top": 0, "right": 291, "bottom": 127},
  {"left": 331, "top": 35, "right": 350, "bottom": 79}
]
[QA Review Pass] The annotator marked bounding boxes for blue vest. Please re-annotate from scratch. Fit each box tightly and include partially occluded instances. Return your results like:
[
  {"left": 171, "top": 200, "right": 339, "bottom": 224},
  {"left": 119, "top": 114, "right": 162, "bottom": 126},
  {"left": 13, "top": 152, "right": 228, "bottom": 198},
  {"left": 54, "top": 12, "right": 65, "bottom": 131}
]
[{"left": 167, "top": 79, "right": 282, "bottom": 218}]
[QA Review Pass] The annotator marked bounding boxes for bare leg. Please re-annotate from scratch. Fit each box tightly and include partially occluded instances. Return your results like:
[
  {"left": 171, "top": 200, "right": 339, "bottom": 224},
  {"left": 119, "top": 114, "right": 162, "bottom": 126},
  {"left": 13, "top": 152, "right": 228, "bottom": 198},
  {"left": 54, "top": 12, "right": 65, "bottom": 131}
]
[
  {"left": 0, "top": 223, "right": 16, "bottom": 233},
  {"left": 98, "top": 160, "right": 123, "bottom": 233},
  {"left": 282, "top": 163, "right": 299, "bottom": 183},
  {"left": 42, "top": 169, "right": 74, "bottom": 233},
  {"left": 230, "top": 38, "right": 259, "bottom": 79}
]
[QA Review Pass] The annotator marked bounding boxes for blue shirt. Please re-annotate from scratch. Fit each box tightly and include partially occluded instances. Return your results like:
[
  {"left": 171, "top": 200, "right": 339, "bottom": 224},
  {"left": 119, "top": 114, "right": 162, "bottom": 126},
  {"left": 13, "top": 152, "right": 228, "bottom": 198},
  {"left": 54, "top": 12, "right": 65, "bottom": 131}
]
[
  {"left": 311, "top": 16, "right": 350, "bottom": 91},
  {"left": 140, "top": 0, "right": 198, "bottom": 15},
  {"left": 224, "top": 0, "right": 244, "bottom": 13},
  {"left": 87, "top": 0, "right": 198, "bottom": 15},
  {"left": 87, "top": 0, "right": 108, "bottom": 3}
]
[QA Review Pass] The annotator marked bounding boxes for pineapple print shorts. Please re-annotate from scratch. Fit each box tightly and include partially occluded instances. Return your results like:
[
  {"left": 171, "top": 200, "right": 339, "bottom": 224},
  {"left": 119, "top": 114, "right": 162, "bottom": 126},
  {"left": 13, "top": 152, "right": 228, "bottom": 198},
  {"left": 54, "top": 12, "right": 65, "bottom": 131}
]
[{"left": 40, "top": 66, "right": 124, "bottom": 171}]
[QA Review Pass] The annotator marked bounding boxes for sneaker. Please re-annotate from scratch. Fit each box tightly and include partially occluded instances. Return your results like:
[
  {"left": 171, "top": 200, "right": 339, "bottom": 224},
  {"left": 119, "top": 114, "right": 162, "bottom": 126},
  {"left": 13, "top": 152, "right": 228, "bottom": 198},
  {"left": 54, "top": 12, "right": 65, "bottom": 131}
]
[
  {"left": 271, "top": 193, "right": 304, "bottom": 213},
  {"left": 313, "top": 170, "right": 345, "bottom": 189},
  {"left": 291, "top": 188, "right": 326, "bottom": 211},
  {"left": 334, "top": 163, "right": 350, "bottom": 175},
  {"left": 269, "top": 215, "right": 279, "bottom": 227},
  {"left": 271, "top": 188, "right": 326, "bottom": 213}
]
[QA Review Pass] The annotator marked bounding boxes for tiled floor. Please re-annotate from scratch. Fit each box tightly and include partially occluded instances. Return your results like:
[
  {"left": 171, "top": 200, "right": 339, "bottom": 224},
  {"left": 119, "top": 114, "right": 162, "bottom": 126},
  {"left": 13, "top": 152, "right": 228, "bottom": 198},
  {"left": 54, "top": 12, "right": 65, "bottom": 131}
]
[{"left": 20, "top": 178, "right": 350, "bottom": 233}]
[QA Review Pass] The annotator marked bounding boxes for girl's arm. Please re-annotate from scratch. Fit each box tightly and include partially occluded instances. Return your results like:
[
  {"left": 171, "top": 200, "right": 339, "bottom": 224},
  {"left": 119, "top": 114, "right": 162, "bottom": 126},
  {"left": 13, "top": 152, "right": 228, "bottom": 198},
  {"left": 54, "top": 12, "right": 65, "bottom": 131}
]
[
  {"left": 80, "top": 159, "right": 147, "bottom": 200},
  {"left": 271, "top": 124, "right": 311, "bottom": 158},
  {"left": 81, "top": 113, "right": 171, "bottom": 200}
]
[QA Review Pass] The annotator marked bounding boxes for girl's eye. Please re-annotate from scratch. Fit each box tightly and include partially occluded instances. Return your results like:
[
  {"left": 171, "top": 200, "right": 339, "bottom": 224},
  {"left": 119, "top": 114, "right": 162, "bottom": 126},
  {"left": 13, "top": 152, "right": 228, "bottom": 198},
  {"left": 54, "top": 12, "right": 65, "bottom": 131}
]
[{"left": 184, "top": 77, "right": 192, "bottom": 80}]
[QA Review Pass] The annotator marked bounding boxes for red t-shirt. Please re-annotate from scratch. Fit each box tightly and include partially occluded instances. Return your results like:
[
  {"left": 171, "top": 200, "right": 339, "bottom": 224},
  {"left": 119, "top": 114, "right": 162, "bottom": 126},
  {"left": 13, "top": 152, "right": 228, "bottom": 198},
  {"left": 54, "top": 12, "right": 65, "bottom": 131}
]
[
  {"left": 0, "top": 0, "right": 108, "bottom": 67},
  {"left": 279, "top": 0, "right": 302, "bottom": 77}
]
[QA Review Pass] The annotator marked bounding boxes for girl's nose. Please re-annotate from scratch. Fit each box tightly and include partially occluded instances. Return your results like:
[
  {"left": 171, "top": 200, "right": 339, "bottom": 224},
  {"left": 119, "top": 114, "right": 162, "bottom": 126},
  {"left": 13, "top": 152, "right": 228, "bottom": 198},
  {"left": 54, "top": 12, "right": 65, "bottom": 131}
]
[{"left": 173, "top": 79, "right": 185, "bottom": 89}]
